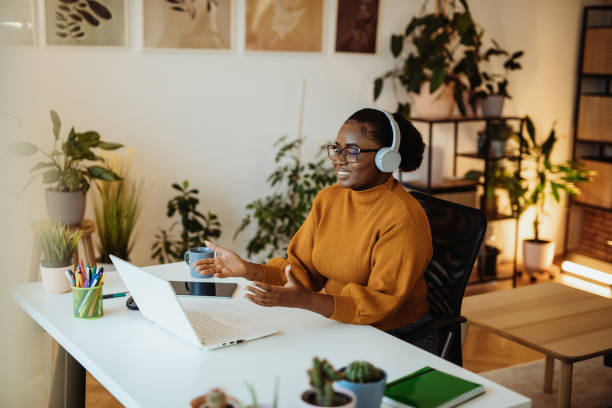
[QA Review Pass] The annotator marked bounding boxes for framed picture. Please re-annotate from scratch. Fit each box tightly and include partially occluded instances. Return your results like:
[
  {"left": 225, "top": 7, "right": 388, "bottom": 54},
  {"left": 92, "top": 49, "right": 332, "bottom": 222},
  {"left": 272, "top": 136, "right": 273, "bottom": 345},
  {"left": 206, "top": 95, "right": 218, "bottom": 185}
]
[
  {"left": 45, "top": 0, "right": 126, "bottom": 46},
  {"left": 144, "top": 0, "right": 232, "bottom": 49},
  {"left": 245, "top": 0, "right": 323, "bottom": 52},
  {"left": 335, "top": 0, "right": 379, "bottom": 54},
  {"left": 0, "top": 0, "right": 34, "bottom": 46}
]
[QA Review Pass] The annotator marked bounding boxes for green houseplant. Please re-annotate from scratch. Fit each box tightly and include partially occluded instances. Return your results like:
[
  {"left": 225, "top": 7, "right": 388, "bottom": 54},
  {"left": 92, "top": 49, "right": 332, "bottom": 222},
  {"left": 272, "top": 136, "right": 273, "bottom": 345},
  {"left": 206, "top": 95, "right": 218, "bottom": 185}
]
[
  {"left": 16, "top": 110, "right": 122, "bottom": 225},
  {"left": 93, "top": 150, "right": 143, "bottom": 264},
  {"left": 301, "top": 358, "right": 355, "bottom": 408},
  {"left": 37, "top": 221, "right": 82, "bottom": 293},
  {"left": 188, "top": 387, "right": 241, "bottom": 408},
  {"left": 464, "top": 161, "right": 514, "bottom": 215},
  {"left": 373, "top": 0, "right": 481, "bottom": 118},
  {"left": 507, "top": 116, "right": 594, "bottom": 271},
  {"left": 486, "top": 120, "right": 515, "bottom": 157},
  {"left": 151, "top": 180, "right": 221, "bottom": 264},
  {"left": 336, "top": 361, "right": 386, "bottom": 408},
  {"left": 234, "top": 136, "right": 336, "bottom": 260}
]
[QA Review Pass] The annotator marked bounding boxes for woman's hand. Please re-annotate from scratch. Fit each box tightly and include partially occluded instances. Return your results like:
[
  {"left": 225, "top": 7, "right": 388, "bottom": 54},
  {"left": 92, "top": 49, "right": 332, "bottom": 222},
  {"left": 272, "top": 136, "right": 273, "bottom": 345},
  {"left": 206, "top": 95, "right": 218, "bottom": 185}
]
[
  {"left": 193, "top": 240, "right": 260, "bottom": 279},
  {"left": 244, "top": 266, "right": 334, "bottom": 317}
]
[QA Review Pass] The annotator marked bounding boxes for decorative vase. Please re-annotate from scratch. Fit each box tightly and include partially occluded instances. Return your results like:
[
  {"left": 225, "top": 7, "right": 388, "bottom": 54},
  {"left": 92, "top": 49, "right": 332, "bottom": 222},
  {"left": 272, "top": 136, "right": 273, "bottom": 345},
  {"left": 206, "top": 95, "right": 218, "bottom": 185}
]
[
  {"left": 481, "top": 95, "right": 505, "bottom": 117},
  {"left": 411, "top": 81, "right": 455, "bottom": 119},
  {"left": 490, "top": 140, "right": 507, "bottom": 157},
  {"left": 300, "top": 388, "right": 356, "bottom": 408},
  {"left": 336, "top": 370, "right": 386, "bottom": 408},
  {"left": 40, "top": 258, "right": 72, "bottom": 294},
  {"left": 45, "top": 189, "right": 86, "bottom": 226},
  {"left": 523, "top": 240, "right": 555, "bottom": 271}
]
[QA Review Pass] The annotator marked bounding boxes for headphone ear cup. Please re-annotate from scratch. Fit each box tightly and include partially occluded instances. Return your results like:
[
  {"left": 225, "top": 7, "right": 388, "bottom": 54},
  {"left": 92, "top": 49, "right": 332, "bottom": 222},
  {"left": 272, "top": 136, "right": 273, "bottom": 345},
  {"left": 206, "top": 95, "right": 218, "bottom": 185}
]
[{"left": 375, "top": 148, "right": 401, "bottom": 173}]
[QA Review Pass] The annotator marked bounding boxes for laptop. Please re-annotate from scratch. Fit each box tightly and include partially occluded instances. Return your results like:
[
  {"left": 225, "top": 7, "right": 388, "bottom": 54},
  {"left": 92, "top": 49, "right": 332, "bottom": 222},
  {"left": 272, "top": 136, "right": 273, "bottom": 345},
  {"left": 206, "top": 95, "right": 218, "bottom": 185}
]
[{"left": 110, "top": 255, "right": 278, "bottom": 350}]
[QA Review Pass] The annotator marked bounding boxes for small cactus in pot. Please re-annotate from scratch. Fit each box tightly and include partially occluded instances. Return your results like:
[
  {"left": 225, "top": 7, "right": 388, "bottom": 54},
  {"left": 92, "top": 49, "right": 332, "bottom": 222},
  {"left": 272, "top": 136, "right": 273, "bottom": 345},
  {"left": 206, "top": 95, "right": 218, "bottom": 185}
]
[
  {"left": 337, "top": 361, "right": 386, "bottom": 408},
  {"left": 301, "top": 357, "right": 355, "bottom": 407},
  {"left": 344, "top": 361, "right": 383, "bottom": 384}
]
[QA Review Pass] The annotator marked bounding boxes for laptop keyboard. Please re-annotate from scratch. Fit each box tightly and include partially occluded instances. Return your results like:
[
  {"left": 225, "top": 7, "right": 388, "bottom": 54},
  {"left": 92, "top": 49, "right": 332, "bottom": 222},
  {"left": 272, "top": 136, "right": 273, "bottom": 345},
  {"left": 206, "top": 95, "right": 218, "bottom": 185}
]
[{"left": 184, "top": 308, "right": 247, "bottom": 345}]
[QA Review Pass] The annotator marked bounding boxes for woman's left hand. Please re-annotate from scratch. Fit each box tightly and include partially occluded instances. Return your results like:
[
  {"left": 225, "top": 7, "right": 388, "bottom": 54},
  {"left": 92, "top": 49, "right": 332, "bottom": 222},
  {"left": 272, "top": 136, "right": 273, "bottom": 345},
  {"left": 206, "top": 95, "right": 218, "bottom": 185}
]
[{"left": 244, "top": 265, "right": 312, "bottom": 309}]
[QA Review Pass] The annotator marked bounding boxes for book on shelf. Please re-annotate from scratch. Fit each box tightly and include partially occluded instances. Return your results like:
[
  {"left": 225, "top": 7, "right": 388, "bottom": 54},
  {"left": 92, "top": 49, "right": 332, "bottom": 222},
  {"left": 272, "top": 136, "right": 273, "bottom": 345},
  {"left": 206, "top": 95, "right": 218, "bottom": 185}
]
[{"left": 383, "top": 366, "right": 485, "bottom": 408}]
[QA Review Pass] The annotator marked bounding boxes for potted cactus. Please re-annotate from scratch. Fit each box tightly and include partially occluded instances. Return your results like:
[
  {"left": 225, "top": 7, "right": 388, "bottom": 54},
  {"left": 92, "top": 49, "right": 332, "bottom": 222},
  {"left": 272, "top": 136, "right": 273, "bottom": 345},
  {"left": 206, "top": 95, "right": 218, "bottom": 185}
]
[
  {"left": 337, "top": 361, "right": 386, "bottom": 408},
  {"left": 189, "top": 388, "right": 241, "bottom": 408},
  {"left": 301, "top": 358, "right": 356, "bottom": 408}
]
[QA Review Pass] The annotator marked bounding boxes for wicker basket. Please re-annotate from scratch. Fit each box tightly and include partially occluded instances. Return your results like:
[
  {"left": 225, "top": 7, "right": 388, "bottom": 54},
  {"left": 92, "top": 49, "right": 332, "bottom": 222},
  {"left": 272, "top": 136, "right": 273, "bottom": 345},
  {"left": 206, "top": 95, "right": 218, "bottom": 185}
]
[
  {"left": 577, "top": 95, "right": 612, "bottom": 142},
  {"left": 583, "top": 28, "right": 612, "bottom": 74},
  {"left": 575, "top": 159, "right": 612, "bottom": 209}
]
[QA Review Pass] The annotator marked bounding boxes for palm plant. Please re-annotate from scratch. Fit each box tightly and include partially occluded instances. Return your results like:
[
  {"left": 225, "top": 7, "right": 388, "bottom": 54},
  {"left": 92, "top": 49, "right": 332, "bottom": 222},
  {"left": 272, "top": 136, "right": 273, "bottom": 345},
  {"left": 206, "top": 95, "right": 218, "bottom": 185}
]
[{"left": 93, "top": 150, "right": 143, "bottom": 263}]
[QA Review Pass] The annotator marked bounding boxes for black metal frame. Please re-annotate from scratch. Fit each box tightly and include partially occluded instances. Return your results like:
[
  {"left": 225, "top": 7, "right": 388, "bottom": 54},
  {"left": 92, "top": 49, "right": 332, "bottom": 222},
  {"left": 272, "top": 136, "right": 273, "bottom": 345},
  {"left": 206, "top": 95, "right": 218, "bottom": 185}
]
[
  {"left": 564, "top": 5, "right": 612, "bottom": 257},
  {"left": 400, "top": 116, "right": 526, "bottom": 287}
]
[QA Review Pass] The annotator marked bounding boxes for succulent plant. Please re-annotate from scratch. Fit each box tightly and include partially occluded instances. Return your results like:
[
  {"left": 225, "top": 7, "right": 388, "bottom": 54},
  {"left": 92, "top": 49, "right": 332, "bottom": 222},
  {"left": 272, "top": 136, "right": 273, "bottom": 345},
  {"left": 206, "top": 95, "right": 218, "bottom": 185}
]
[
  {"left": 344, "top": 361, "right": 383, "bottom": 383},
  {"left": 201, "top": 388, "right": 228, "bottom": 408},
  {"left": 308, "top": 357, "right": 344, "bottom": 407}
]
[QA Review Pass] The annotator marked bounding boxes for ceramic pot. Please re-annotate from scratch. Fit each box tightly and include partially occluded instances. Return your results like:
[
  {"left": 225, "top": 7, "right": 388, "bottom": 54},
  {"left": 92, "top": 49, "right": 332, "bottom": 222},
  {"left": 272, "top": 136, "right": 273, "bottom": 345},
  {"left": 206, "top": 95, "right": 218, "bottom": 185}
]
[
  {"left": 45, "top": 189, "right": 86, "bottom": 226},
  {"left": 411, "top": 81, "right": 455, "bottom": 119},
  {"left": 40, "top": 259, "right": 72, "bottom": 293},
  {"left": 300, "top": 388, "right": 356, "bottom": 408},
  {"left": 481, "top": 95, "right": 505, "bottom": 117},
  {"left": 523, "top": 240, "right": 555, "bottom": 271},
  {"left": 336, "top": 370, "right": 386, "bottom": 408}
]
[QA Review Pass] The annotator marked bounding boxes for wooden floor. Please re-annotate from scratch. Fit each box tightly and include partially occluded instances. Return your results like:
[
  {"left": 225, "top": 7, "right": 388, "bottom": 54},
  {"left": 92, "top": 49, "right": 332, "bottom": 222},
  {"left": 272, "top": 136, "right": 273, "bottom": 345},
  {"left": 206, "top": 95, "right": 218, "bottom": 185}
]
[{"left": 84, "top": 268, "right": 552, "bottom": 407}]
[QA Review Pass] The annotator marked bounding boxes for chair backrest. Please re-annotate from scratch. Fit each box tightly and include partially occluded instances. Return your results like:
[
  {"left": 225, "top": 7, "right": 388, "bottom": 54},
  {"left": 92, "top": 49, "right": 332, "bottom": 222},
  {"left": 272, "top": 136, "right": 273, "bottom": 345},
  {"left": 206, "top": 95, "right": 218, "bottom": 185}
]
[{"left": 410, "top": 191, "right": 487, "bottom": 319}]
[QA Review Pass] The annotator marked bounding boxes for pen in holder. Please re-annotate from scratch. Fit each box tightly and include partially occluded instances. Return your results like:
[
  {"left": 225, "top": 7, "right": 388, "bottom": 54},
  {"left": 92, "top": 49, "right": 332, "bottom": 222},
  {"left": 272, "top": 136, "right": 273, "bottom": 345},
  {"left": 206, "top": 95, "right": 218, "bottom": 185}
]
[{"left": 72, "top": 285, "right": 103, "bottom": 319}]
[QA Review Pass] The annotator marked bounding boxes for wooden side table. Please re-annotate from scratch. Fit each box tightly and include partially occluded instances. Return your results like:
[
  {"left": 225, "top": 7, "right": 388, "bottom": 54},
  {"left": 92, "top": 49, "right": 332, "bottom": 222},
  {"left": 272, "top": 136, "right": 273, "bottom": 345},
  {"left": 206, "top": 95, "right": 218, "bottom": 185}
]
[{"left": 28, "top": 219, "right": 97, "bottom": 283}]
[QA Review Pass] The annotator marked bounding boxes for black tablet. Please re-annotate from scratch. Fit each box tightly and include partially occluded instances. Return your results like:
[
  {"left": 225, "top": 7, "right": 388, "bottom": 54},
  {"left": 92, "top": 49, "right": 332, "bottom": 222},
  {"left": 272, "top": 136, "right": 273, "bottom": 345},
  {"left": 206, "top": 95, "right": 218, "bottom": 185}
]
[{"left": 169, "top": 281, "right": 237, "bottom": 298}]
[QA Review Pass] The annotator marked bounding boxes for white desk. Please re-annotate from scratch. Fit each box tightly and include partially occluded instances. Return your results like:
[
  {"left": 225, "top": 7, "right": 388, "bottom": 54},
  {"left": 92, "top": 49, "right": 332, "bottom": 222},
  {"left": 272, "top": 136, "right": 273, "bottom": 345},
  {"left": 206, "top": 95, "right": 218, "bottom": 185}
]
[{"left": 12, "top": 262, "right": 530, "bottom": 408}]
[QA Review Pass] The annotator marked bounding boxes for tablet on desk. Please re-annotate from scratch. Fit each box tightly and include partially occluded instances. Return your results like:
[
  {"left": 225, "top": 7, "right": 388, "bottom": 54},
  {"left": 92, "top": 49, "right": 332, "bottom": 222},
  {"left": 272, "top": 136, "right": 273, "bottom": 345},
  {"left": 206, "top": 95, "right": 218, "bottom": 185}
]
[{"left": 169, "top": 281, "right": 237, "bottom": 298}]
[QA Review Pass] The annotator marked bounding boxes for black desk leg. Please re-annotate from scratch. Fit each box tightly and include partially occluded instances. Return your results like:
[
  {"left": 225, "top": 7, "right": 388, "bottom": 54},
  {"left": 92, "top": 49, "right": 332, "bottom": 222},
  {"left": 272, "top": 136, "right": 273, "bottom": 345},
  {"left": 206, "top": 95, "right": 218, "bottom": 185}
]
[{"left": 49, "top": 346, "right": 85, "bottom": 408}]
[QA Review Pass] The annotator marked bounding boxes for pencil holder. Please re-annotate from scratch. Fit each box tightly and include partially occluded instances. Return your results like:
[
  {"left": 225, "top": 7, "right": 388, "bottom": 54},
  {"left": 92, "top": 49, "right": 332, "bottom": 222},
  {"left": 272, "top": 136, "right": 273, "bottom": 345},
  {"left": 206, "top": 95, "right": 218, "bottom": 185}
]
[{"left": 72, "top": 285, "right": 103, "bottom": 319}]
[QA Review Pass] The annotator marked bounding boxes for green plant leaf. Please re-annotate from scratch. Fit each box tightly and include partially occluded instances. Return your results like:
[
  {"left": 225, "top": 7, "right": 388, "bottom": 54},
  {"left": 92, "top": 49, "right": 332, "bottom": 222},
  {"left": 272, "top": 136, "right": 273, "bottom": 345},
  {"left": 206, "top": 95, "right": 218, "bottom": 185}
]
[
  {"left": 430, "top": 68, "right": 447, "bottom": 93},
  {"left": 97, "top": 141, "right": 123, "bottom": 150},
  {"left": 88, "top": 165, "right": 121, "bottom": 181},
  {"left": 525, "top": 116, "right": 536, "bottom": 145},
  {"left": 50, "top": 110, "right": 61, "bottom": 141},
  {"left": 391, "top": 34, "right": 403, "bottom": 58},
  {"left": 5, "top": 142, "right": 38, "bottom": 156},
  {"left": 42, "top": 168, "right": 60, "bottom": 184},
  {"left": 541, "top": 128, "right": 556, "bottom": 160},
  {"left": 30, "top": 161, "right": 53, "bottom": 172},
  {"left": 373, "top": 78, "right": 383, "bottom": 101}
]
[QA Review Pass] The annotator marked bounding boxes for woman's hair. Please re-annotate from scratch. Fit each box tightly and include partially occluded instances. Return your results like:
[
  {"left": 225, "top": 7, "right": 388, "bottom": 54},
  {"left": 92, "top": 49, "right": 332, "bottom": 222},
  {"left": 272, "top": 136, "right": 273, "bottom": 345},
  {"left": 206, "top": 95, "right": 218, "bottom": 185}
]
[{"left": 345, "top": 108, "right": 425, "bottom": 172}]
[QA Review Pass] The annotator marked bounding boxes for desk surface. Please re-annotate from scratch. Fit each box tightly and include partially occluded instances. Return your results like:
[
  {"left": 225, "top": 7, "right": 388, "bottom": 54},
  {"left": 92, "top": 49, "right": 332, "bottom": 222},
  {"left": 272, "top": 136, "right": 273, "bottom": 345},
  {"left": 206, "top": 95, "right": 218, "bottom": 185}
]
[
  {"left": 462, "top": 282, "right": 612, "bottom": 362},
  {"left": 13, "top": 262, "right": 530, "bottom": 408}
]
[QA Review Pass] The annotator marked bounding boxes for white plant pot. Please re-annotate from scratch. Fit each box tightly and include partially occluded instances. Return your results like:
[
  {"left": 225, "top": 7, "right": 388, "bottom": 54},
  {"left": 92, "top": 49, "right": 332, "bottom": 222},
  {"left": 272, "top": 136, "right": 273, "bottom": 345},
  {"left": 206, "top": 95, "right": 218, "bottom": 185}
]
[
  {"left": 40, "top": 263, "right": 72, "bottom": 293},
  {"left": 411, "top": 81, "right": 455, "bottom": 119},
  {"left": 300, "top": 389, "right": 356, "bottom": 408},
  {"left": 45, "top": 189, "right": 86, "bottom": 226},
  {"left": 523, "top": 240, "right": 555, "bottom": 271},
  {"left": 481, "top": 95, "right": 505, "bottom": 117}
]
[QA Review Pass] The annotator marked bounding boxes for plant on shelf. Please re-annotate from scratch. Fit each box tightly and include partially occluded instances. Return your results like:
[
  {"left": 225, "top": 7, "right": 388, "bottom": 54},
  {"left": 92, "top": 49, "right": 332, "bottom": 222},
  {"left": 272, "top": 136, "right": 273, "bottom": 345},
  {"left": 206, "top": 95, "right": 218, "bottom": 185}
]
[
  {"left": 301, "top": 357, "right": 354, "bottom": 408},
  {"left": 151, "top": 180, "right": 221, "bottom": 264},
  {"left": 93, "top": 150, "right": 143, "bottom": 263},
  {"left": 509, "top": 116, "right": 594, "bottom": 271},
  {"left": 336, "top": 361, "right": 386, "bottom": 408},
  {"left": 14, "top": 110, "right": 123, "bottom": 225},
  {"left": 234, "top": 136, "right": 336, "bottom": 260},
  {"left": 37, "top": 221, "right": 82, "bottom": 293},
  {"left": 484, "top": 120, "right": 516, "bottom": 157},
  {"left": 464, "top": 161, "right": 513, "bottom": 215},
  {"left": 373, "top": 0, "right": 482, "bottom": 117}
]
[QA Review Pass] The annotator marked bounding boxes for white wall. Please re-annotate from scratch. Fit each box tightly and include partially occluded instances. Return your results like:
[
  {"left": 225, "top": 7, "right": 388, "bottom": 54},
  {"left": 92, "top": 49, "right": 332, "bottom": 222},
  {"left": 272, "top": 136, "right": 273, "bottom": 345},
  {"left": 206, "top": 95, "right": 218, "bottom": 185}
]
[{"left": 2, "top": 0, "right": 608, "bottom": 267}]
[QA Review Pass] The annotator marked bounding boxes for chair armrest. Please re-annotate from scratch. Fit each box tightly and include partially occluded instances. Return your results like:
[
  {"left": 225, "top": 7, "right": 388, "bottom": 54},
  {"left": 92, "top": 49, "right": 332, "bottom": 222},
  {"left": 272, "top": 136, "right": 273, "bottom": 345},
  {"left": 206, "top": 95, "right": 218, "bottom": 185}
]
[{"left": 396, "top": 316, "right": 467, "bottom": 343}]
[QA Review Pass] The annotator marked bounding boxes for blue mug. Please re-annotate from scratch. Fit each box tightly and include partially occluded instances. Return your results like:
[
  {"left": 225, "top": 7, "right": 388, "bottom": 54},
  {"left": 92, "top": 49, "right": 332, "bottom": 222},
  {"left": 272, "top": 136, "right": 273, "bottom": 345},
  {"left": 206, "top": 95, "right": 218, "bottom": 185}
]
[{"left": 184, "top": 247, "right": 215, "bottom": 278}]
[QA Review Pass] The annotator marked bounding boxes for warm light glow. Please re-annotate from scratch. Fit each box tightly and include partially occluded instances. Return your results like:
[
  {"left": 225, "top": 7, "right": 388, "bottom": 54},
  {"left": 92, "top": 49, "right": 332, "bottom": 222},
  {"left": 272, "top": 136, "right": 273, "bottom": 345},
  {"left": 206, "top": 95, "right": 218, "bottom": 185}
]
[
  {"left": 1, "top": 21, "right": 23, "bottom": 29},
  {"left": 561, "top": 261, "right": 612, "bottom": 285},
  {"left": 560, "top": 275, "right": 611, "bottom": 298}
]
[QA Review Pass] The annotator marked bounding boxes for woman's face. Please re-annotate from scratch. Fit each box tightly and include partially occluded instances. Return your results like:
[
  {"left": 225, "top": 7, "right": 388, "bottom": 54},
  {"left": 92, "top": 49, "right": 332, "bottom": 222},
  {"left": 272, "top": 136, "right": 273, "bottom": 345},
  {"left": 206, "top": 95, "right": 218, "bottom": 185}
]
[{"left": 332, "top": 122, "right": 389, "bottom": 191}]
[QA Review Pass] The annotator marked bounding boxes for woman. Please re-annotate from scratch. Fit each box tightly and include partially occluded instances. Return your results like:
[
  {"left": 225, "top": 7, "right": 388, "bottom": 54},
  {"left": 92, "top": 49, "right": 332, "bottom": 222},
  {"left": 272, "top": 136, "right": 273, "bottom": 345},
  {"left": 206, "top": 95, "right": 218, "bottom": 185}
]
[{"left": 195, "top": 108, "right": 436, "bottom": 351}]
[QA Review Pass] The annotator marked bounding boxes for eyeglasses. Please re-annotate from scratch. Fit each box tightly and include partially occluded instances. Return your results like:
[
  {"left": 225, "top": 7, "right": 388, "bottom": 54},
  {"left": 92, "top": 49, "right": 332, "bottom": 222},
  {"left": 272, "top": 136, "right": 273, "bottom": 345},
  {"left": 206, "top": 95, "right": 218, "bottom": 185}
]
[{"left": 327, "top": 144, "right": 378, "bottom": 163}]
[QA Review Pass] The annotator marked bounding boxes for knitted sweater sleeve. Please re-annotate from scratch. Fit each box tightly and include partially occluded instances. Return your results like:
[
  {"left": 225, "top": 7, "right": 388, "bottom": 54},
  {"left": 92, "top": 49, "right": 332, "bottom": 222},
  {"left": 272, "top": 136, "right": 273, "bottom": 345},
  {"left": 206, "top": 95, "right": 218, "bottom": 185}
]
[
  {"left": 330, "top": 222, "right": 432, "bottom": 325},
  {"left": 258, "top": 198, "right": 326, "bottom": 291}
]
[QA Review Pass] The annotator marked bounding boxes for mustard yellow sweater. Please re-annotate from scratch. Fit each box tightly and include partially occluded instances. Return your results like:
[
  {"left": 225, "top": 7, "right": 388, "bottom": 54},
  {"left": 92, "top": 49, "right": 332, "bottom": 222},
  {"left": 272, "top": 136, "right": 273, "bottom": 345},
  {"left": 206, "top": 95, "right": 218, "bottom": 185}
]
[{"left": 260, "top": 176, "right": 432, "bottom": 331}]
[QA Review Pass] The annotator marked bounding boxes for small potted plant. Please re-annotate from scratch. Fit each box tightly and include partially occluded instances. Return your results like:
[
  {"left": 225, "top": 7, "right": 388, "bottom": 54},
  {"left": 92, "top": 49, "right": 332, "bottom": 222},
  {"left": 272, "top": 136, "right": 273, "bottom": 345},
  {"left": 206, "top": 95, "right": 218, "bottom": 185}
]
[
  {"left": 336, "top": 361, "right": 386, "bottom": 408},
  {"left": 301, "top": 358, "right": 355, "bottom": 408},
  {"left": 15, "top": 110, "right": 122, "bottom": 225},
  {"left": 486, "top": 120, "right": 515, "bottom": 157},
  {"left": 189, "top": 388, "right": 241, "bottom": 408},
  {"left": 37, "top": 221, "right": 82, "bottom": 293}
]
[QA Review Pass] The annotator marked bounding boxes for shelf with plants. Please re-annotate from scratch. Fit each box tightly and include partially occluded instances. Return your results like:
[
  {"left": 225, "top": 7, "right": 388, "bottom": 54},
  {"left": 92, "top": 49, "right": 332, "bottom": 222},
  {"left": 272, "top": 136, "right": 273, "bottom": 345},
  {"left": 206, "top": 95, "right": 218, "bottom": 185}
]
[{"left": 565, "top": 5, "right": 612, "bottom": 264}]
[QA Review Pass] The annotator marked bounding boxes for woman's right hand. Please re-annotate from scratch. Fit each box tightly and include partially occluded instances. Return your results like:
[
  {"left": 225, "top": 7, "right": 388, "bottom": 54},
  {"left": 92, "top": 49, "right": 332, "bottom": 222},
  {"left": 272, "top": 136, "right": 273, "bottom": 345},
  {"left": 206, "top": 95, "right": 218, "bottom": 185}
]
[{"left": 193, "top": 240, "right": 259, "bottom": 279}]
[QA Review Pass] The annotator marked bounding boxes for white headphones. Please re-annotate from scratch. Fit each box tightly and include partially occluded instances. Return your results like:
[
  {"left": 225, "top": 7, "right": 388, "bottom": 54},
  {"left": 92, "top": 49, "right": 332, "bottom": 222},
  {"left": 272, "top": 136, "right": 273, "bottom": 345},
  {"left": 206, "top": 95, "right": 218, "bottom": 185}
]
[{"left": 371, "top": 108, "right": 402, "bottom": 173}]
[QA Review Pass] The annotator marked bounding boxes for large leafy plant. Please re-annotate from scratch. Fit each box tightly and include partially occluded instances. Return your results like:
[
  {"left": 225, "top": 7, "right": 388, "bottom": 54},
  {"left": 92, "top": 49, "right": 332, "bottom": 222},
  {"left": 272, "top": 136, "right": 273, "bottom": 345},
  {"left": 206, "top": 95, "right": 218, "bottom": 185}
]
[
  {"left": 151, "top": 181, "right": 221, "bottom": 264},
  {"left": 18, "top": 110, "right": 122, "bottom": 194},
  {"left": 507, "top": 116, "right": 594, "bottom": 241},
  {"left": 472, "top": 40, "right": 523, "bottom": 100},
  {"left": 235, "top": 136, "right": 336, "bottom": 260},
  {"left": 93, "top": 151, "right": 143, "bottom": 263}
]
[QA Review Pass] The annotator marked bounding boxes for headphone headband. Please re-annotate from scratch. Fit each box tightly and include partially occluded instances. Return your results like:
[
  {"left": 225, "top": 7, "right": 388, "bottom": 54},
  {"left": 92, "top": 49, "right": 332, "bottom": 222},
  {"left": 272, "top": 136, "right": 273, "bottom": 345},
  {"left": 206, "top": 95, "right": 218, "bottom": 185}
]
[{"left": 369, "top": 107, "right": 401, "bottom": 151}]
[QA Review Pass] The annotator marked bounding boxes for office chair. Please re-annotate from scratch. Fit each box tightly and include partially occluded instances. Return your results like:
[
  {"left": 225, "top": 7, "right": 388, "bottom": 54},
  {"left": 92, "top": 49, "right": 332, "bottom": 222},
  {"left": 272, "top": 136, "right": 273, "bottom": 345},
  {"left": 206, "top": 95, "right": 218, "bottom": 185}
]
[{"left": 401, "top": 191, "right": 487, "bottom": 366}]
